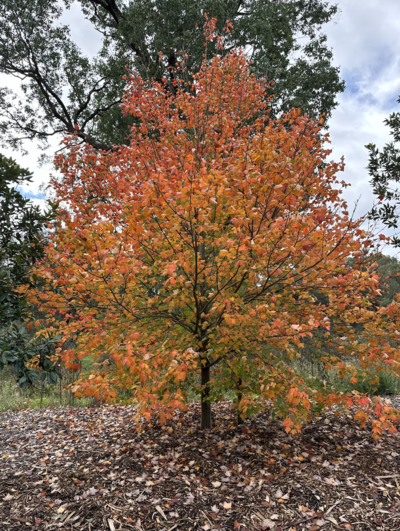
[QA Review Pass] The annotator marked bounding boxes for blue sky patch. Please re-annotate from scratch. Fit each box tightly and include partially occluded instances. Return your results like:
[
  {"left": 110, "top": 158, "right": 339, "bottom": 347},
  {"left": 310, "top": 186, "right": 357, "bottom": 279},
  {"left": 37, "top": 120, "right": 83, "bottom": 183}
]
[{"left": 16, "top": 187, "right": 45, "bottom": 200}]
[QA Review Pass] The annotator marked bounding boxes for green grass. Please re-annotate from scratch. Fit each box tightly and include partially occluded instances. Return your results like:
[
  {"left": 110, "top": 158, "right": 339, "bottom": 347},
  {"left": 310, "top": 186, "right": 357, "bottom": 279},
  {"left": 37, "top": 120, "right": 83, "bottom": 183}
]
[
  {"left": 0, "top": 365, "right": 95, "bottom": 412},
  {"left": 1, "top": 348, "right": 399, "bottom": 414},
  {"left": 339, "top": 370, "right": 400, "bottom": 396},
  {"left": 291, "top": 355, "right": 400, "bottom": 396}
]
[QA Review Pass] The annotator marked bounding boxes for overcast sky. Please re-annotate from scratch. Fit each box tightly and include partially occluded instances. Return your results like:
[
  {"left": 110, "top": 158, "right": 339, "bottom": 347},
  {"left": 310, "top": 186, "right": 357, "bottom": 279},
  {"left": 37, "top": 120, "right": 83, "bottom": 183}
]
[{"left": 2, "top": 0, "right": 400, "bottom": 244}]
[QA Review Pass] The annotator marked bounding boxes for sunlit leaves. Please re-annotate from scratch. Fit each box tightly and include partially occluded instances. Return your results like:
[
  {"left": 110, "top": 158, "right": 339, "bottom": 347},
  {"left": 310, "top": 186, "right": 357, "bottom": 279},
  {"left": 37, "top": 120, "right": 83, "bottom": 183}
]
[{"left": 27, "top": 23, "right": 400, "bottom": 435}]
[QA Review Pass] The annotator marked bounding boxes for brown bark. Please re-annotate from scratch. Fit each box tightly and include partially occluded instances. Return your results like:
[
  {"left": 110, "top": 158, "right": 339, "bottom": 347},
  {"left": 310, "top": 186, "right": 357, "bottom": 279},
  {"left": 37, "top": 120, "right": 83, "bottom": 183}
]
[
  {"left": 201, "top": 365, "right": 212, "bottom": 429},
  {"left": 237, "top": 377, "right": 243, "bottom": 425}
]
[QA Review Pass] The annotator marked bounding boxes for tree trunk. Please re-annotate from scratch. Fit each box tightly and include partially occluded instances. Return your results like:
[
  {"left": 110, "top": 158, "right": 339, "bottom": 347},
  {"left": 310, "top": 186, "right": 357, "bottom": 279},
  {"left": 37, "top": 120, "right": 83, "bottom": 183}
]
[
  {"left": 237, "top": 377, "right": 243, "bottom": 425},
  {"left": 59, "top": 369, "right": 62, "bottom": 406},
  {"left": 201, "top": 365, "right": 212, "bottom": 429}
]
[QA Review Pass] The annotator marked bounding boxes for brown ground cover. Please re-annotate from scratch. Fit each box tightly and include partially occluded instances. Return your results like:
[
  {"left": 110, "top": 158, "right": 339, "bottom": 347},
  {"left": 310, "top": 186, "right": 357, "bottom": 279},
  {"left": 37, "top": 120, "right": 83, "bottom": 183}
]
[{"left": 0, "top": 401, "right": 400, "bottom": 531}]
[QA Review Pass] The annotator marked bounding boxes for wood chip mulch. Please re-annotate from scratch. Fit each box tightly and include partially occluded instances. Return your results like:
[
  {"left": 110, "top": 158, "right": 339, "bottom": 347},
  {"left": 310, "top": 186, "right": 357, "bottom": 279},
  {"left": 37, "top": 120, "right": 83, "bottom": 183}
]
[{"left": 1, "top": 400, "right": 400, "bottom": 531}]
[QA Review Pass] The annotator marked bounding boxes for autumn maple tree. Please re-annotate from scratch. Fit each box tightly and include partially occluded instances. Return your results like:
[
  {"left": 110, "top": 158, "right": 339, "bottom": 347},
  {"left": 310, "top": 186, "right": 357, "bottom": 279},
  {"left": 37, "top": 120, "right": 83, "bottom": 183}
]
[{"left": 27, "top": 20, "right": 400, "bottom": 434}]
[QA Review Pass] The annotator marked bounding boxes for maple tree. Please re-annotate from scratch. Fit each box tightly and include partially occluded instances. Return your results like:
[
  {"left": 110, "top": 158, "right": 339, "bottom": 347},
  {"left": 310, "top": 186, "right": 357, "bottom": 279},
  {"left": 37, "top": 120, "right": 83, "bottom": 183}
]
[{"left": 27, "top": 20, "right": 400, "bottom": 434}]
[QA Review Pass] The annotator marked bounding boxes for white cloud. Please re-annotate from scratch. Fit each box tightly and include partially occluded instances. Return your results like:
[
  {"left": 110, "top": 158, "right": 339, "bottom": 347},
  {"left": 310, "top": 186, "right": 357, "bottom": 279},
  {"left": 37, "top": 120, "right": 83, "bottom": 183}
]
[
  {"left": 59, "top": 1, "right": 102, "bottom": 57},
  {"left": 327, "top": 0, "right": 400, "bottom": 76},
  {"left": 323, "top": 0, "right": 400, "bottom": 235}
]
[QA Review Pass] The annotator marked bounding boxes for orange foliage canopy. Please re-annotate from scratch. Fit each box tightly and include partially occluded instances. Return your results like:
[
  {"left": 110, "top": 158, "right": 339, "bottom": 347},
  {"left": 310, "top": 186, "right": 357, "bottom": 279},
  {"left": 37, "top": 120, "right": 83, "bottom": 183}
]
[{"left": 28, "top": 21, "right": 400, "bottom": 435}]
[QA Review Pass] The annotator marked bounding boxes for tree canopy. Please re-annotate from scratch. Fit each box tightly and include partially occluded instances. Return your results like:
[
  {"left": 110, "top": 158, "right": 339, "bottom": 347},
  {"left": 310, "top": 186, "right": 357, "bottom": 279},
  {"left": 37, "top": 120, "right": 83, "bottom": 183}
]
[
  {"left": 0, "top": 153, "right": 55, "bottom": 324},
  {"left": 366, "top": 95, "right": 400, "bottom": 245},
  {"left": 26, "top": 25, "right": 400, "bottom": 435},
  {"left": 0, "top": 0, "right": 345, "bottom": 155},
  {"left": 0, "top": 154, "right": 60, "bottom": 386}
]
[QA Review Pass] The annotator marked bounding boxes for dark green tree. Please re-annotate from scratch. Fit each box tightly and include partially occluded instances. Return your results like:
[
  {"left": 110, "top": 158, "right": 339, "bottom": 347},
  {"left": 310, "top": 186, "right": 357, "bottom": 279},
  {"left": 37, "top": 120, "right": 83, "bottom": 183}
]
[
  {"left": 0, "top": 153, "right": 54, "bottom": 323},
  {"left": 374, "top": 254, "right": 400, "bottom": 307},
  {"left": 0, "top": 0, "right": 345, "bottom": 155},
  {"left": 366, "top": 95, "right": 400, "bottom": 245},
  {"left": 347, "top": 252, "right": 400, "bottom": 307},
  {"left": 0, "top": 153, "right": 59, "bottom": 385}
]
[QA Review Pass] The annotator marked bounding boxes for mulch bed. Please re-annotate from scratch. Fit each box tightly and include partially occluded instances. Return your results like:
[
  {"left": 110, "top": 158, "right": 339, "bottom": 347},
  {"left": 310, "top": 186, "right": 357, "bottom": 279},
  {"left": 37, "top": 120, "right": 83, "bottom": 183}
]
[{"left": 1, "top": 400, "right": 400, "bottom": 531}]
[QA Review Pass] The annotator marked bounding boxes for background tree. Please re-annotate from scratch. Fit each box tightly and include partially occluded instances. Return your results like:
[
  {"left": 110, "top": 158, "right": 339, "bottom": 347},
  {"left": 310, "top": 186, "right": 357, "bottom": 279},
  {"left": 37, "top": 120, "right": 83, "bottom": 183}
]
[
  {"left": 375, "top": 254, "right": 400, "bottom": 306},
  {"left": 0, "top": 153, "right": 59, "bottom": 385},
  {"left": 366, "top": 95, "right": 400, "bottom": 245},
  {"left": 351, "top": 252, "right": 400, "bottom": 307},
  {"left": 0, "top": 0, "right": 344, "bottom": 155},
  {"left": 27, "top": 26, "right": 400, "bottom": 435},
  {"left": 0, "top": 154, "right": 53, "bottom": 324}
]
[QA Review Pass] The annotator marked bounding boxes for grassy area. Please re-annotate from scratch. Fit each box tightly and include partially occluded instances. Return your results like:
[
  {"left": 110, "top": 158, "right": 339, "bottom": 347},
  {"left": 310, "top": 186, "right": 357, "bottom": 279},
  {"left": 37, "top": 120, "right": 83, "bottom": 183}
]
[
  {"left": 292, "top": 354, "right": 400, "bottom": 396},
  {"left": 339, "top": 369, "right": 400, "bottom": 396},
  {"left": 0, "top": 364, "right": 95, "bottom": 412},
  {"left": 1, "top": 349, "right": 399, "bottom": 414}
]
